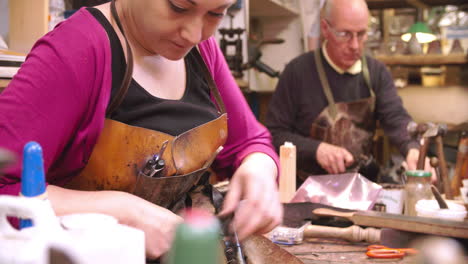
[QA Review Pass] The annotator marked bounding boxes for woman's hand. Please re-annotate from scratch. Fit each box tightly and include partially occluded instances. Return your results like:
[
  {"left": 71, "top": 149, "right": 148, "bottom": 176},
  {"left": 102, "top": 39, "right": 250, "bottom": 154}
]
[
  {"left": 47, "top": 186, "right": 182, "bottom": 259},
  {"left": 218, "top": 152, "right": 283, "bottom": 240},
  {"left": 121, "top": 194, "right": 183, "bottom": 259}
]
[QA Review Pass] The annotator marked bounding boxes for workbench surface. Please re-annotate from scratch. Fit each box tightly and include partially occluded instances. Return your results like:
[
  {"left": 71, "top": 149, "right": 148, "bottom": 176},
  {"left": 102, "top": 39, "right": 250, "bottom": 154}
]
[{"left": 281, "top": 238, "right": 416, "bottom": 264}]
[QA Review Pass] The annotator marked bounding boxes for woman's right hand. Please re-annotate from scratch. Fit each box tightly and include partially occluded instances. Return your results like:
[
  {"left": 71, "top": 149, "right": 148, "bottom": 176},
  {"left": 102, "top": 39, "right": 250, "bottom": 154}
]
[
  {"left": 47, "top": 186, "right": 183, "bottom": 259},
  {"left": 118, "top": 193, "right": 183, "bottom": 259}
]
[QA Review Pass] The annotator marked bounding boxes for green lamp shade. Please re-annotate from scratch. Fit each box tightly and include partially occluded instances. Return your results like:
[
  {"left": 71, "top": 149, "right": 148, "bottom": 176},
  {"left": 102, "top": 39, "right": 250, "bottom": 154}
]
[{"left": 401, "top": 22, "right": 436, "bottom": 43}]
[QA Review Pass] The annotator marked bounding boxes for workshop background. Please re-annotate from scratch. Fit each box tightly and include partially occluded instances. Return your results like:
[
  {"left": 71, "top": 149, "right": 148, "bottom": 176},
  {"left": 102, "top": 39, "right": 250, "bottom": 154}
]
[{"left": 1, "top": 0, "right": 467, "bottom": 186}]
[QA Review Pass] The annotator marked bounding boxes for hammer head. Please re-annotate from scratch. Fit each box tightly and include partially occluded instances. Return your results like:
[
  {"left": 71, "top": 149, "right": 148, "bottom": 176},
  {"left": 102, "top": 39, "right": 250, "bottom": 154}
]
[{"left": 407, "top": 122, "right": 447, "bottom": 138}]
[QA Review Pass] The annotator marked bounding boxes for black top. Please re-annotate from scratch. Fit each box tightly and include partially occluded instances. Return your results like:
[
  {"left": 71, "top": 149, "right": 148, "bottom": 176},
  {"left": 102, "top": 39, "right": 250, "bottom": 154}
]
[
  {"left": 265, "top": 50, "right": 419, "bottom": 175},
  {"left": 88, "top": 7, "right": 219, "bottom": 136}
]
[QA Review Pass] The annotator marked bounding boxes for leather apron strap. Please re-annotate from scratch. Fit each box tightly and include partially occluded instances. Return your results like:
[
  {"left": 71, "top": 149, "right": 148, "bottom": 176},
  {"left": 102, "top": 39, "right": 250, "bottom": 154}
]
[
  {"left": 361, "top": 54, "right": 375, "bottom": 113},
  {"left": 314, "top": 47, "right": 374, "bottom": 120},
  {"left": 314, "top": 48, "right": 337, "bottom": 119},
  {"left": 106, "top": 0, "right": 133, "bottom": 117}
]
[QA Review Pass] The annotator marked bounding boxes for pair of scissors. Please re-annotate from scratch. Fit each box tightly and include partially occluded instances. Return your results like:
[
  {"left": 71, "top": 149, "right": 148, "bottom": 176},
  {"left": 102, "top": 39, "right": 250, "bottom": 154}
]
[
  {"left": 366, "top": 245, "right": 418, "bottom": 259},
  {"left": 141, "top": 140, "right": 168, "bottom": 177}
]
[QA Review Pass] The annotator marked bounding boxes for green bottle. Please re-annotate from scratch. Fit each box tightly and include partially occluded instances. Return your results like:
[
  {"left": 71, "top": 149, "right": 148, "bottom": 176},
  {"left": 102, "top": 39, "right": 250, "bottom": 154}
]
[{"left": 165, "top": 208, "right": 222, "bottom": 264}]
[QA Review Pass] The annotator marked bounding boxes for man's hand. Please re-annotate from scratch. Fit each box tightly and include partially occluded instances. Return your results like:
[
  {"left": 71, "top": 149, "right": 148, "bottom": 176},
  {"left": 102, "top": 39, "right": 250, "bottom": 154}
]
[
  {"left": 218, "top": 152, "right": 283, "bottom": 240},
  {"left": 316, "top": 142, "right": 354, "bottom": 174},
  {"left": 404, "top": 148, "right": 437, "bottom": 182}
]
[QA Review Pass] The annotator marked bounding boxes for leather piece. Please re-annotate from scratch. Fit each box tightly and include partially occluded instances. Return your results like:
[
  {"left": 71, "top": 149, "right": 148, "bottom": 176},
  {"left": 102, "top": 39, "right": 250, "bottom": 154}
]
[
  {"left": 282, "top": 202, "right": 353, "bottom": 228},
  {"left": 310, "top": 97, "right": 376, "bottom": 161},
  {"left": 172, "top": 114, "right": 228, "bottom": 175},
  {"left": 243, "top": 235, "right": 303, "bottom": 264}
]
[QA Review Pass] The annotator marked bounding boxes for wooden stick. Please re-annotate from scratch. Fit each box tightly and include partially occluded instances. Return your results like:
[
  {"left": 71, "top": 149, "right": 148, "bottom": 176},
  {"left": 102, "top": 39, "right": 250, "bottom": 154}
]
[
  {"left": 312, "top": 208, "right": 468, "bottom": 239},
  {"left": 435, "top": 135, "right": 453, "bottom": 199},
  {"left": 451, "top": 134, "right": 468, "bottom": 196},
  {"left": 279, "top": 142, "right": 296, "bottom": 203},
  {"left": 304, "top": 224, "right": 381, "bottom": 244}
]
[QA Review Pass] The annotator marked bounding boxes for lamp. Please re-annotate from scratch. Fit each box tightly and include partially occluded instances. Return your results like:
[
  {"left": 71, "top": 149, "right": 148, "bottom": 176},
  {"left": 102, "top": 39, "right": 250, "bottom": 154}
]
[{"left": 401, "top": 22, "right": 436, "bottom": 43}]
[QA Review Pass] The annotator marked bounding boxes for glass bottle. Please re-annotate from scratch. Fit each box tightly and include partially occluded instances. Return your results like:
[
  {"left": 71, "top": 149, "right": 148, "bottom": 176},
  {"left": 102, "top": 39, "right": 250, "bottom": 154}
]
[{"left": 404, "top": 170, "right": 433, "bottom": 216}]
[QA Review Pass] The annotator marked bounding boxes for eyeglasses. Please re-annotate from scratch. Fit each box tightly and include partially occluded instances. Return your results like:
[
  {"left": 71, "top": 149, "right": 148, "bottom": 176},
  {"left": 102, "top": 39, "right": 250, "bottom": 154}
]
[{"left": 325, "top": 20, "right": 368, "bottom": 43}]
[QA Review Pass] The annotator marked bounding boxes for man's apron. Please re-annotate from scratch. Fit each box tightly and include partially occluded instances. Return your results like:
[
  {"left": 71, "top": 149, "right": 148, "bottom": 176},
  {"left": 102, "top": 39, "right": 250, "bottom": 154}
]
[
  {"left": 307, "top": 48, "right": 376, "bottom": 178},
  {"left": 65, "top": 0, "right": 227, "bottom": 212}
]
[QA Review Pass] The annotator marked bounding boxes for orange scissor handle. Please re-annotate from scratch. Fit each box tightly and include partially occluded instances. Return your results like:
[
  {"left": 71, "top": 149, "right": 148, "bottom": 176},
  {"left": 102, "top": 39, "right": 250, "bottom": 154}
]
[
  {"left": 366, "top": 245, "right": 419, "bottom": 259},
  {"left": 366, "top": 248, "right": 405, "bottom": 259}
]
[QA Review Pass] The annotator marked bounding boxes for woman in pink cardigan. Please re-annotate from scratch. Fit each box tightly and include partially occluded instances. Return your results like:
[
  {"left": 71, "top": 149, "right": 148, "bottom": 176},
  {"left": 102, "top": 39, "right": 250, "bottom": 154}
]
[{"left": 0, "top": 0, "right": 282, "bottom": 258}]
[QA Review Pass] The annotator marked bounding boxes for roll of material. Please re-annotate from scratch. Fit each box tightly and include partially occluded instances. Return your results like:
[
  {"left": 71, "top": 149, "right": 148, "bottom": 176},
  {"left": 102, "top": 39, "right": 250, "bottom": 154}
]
[
  {"left": 0, "top": 196, "right": 145, "bottom": 264},
  {"left": 279, "top": 142, "right": 296, "bottom": 203}
]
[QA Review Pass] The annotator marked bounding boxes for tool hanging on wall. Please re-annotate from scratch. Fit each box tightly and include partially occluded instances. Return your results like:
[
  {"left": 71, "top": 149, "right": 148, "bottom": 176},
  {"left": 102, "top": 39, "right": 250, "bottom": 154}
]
[
  {"left": 218, "top": 0, "right": 283, "bottom": 79},
  {"left": 219, "top": 0, "right": 245, "bottom": 78},
  {"left": 244, "top": 36, "right": 284, "bottom": 78}
]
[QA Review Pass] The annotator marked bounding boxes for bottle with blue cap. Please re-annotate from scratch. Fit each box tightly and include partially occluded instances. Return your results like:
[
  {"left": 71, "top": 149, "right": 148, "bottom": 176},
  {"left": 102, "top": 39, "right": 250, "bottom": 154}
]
[{"left": 19, "top": 141, "right": 48, "bottom": 229}]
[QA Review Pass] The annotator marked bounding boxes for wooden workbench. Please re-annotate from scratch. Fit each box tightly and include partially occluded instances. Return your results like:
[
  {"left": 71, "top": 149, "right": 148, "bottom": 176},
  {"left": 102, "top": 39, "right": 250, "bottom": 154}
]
[{"left": 281, "top": 238, "right": 416, "bottom": 264}]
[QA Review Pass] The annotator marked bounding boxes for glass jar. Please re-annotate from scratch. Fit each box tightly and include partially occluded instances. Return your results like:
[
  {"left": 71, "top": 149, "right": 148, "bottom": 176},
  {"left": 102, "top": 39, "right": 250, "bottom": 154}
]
[{"left": 404, "top": 170, "right": 433, "bottom": 216}]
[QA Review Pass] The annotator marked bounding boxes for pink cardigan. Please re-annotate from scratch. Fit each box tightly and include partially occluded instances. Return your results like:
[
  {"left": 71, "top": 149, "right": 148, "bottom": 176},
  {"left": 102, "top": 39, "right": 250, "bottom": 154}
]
[{"left": 0, "top": 8, "right": 279, "bottom": 196}]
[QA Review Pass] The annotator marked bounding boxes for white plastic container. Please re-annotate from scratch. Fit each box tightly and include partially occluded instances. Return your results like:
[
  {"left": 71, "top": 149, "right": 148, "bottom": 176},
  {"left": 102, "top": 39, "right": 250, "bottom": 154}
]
[
  {"left": 0, "top": 195, "right": 145, "bottom": 264},
  {"left": 415, "top": 199, "right": 467, "bottom": 222}
]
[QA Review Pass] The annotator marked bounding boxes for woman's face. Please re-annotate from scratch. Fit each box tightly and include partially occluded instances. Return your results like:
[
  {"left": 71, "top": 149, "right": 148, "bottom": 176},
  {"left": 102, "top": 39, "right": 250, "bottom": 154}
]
[{"left": 128, "top": 0, "right": 234, "bottom": 60}]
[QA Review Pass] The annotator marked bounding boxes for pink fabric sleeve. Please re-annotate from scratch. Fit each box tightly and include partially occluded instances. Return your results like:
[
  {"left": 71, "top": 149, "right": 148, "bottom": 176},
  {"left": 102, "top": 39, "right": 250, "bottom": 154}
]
[
  {"left": 198, "top": 37, "right": 280, "bottom": 180},
  {"left": 0, "top": 9, "right": 111, "bottom": 195}
]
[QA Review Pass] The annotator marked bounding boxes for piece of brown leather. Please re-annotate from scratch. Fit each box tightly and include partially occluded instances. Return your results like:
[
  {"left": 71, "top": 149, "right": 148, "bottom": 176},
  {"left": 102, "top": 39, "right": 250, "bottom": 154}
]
[
  {"left": 65, "top": 114, "right": 227, "bottom": 194},
  {"left": 243, "top": 235, "right": 303, "bottom": 264},
  {"left": 310, "top": 97, "right": 376, "bottom": 160}
]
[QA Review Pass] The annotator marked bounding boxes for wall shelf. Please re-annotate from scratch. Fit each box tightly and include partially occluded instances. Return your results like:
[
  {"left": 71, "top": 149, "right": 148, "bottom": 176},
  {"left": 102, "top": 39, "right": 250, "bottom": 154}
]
[
  {"left": 375, "top": 54, "right": 468, "bottom": 66},
  {"left": 250, "top": 0, "right": 299, "bottom": 17},
  {"left": 366, "top": 0, "right": 468, "bottom": 9}
]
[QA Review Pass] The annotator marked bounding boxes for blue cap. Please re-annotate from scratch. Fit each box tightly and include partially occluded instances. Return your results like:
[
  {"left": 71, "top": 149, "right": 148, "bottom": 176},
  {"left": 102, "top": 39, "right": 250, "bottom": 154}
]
[{"left": 20, "top": 141, "right": 46, "bottom": 197}]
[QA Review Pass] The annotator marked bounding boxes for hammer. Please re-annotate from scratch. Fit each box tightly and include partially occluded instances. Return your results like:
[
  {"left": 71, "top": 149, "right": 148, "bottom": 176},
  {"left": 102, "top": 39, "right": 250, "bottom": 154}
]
[
  {"left": 407, "top": 122, "right": 452, "bottom": 199},
  {"left": 0, "top": 148, "right": 16, "bottom": 172}
]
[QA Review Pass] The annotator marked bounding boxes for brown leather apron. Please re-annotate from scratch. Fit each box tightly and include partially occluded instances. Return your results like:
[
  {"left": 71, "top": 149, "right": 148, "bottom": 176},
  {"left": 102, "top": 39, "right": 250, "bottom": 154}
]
[
  {"left": 65, "top": 0, "right": 227, "bottom": 211},
  {"left": 309, "top": 48, "right": 376, "bottom": 174}
]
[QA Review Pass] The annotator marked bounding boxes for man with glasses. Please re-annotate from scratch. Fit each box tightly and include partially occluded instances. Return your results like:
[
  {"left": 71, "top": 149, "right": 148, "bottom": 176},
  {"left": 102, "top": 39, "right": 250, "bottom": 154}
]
[{"left": 266, "top": 0, "right": 424, "bottom": 184}]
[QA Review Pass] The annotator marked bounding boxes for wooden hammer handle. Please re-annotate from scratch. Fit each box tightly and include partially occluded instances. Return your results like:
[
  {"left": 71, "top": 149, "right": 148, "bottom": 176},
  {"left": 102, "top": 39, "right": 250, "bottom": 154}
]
[{"left": 304, "top": 224, "right": 381, "bottom": 244}]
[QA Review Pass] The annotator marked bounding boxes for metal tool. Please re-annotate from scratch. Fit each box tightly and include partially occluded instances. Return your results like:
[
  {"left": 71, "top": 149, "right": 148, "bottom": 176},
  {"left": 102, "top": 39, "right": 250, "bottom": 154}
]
[
  {"left": 407, "top": 121, "right": 452, "bottom": 199},
  {"left": 431, "top": 184, "right": 448, "bottom": 209},
  {"left": 366, "top": 244, "right": 418, "bottom": 259},
  {"left": 141, "top": 140, "right": 168, "bottom": 178},
  {"left": 218, "top": 212, "right": 247, "bottom": 264}
]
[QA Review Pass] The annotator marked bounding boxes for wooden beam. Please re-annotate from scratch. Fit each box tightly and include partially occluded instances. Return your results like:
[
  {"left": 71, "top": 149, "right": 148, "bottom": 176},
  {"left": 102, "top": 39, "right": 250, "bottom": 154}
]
[
  {"left": 376, "top": 54, "right": 468, "bottom": 66},
  {"left": 9, "top": 0, "right": 49, "bottom": 53},
  {"left": 406, "top": 0, "right": 429, "bottom": 9},
  {"left": 367, "top": 0, "right": 467, "bottom": 9},
  {"left": 0, "top": 79, "right": 11, "bottom": 90}
]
